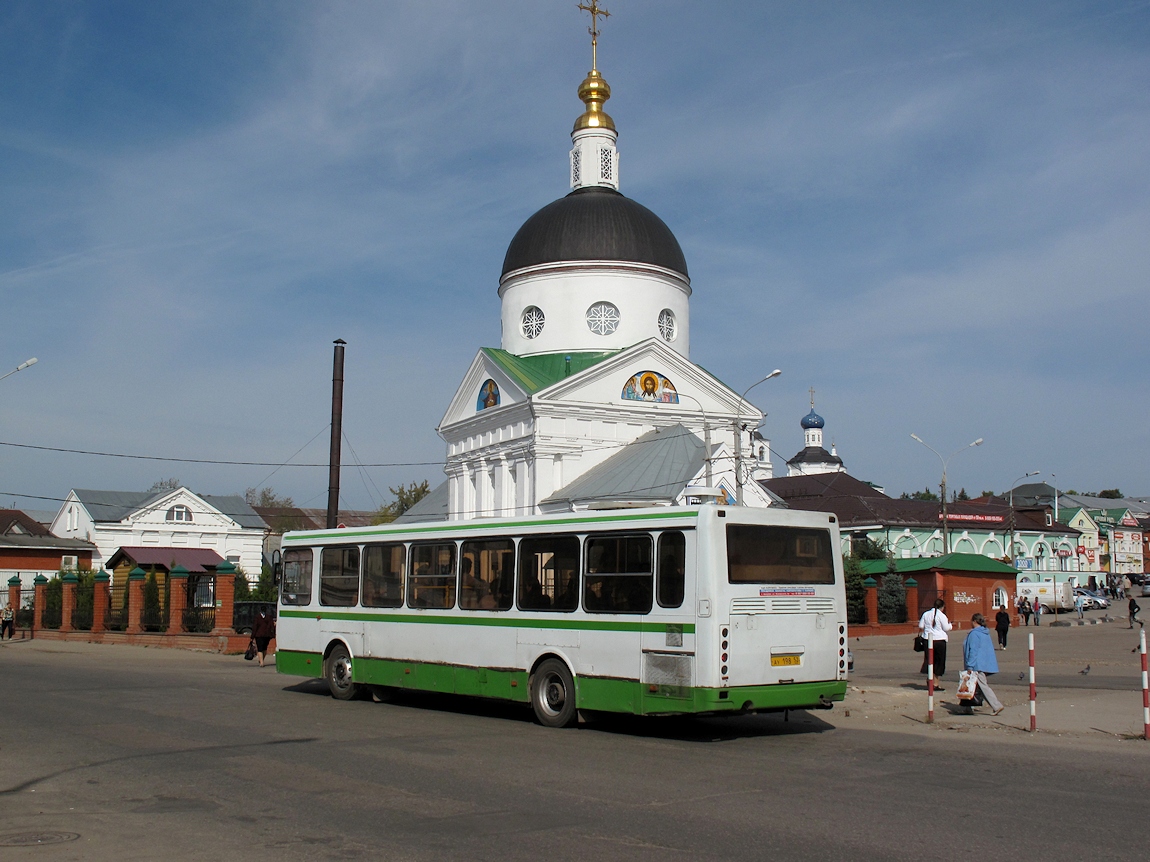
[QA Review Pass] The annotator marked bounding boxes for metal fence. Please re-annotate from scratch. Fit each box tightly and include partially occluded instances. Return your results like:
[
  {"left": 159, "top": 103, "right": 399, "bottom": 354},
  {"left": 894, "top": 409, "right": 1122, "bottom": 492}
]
[
  {"left": 41, "top": 605, "right": 62, "bottom": 629},
  {"left": 182, "top": 607, "right": 215, "bottom": 633},
  {"left": 105, "top": 606, "right": 128, "bottom": 632},
  {"left": 15, "top": 587, "right": 34, "bottom": 628},
  {"left": 141, "top": 605, "right": 169, "bottom": 632},
  {"left": 73, "top": 582, "right": 95, "bottom": 631}
]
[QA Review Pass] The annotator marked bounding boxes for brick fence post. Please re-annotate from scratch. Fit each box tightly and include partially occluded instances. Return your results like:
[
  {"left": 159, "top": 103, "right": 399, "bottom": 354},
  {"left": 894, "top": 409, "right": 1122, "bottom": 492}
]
[
  {"left": 168, "top": 565, "right": 188, "bottom": 634},
  {"left": 905, "top": 577, "right": 919, "bottom": 625},
  {"left": 211, "top": 561, "right": 236, "bottom": 636},
  {"left": 863, "top": 577, "right": 880, "bottom": 628},
  {"left": 32, "top": 574, "right": 48, "bottom": 632},
  {"left": 125, "top": 567, "right": 146, "bottom": 634},
  {"left": 92, "top": 573, "right": 110, "bottom": 632},
  {"left": 7, "top": 576, "right": 19, "bottom": 615},
  {"left": 61, "top": 572, "right": 78, "bottom": 633}
]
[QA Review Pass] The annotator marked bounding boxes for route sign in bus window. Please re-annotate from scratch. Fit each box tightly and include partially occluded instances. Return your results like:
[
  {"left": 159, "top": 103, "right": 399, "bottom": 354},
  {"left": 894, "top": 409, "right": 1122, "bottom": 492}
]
[
  {"left": 408, "top": 542, "right": 457, "bottom": 609},
  {"left": 584, "top": 534, "right": 653, "bottom": 614},
  {"left": 362, "top": 543, "right": 405, "bottom": 608},
  {"left": 518, "top": 535, "right": 579, "bottom": 611},
  {"left": 281, "top": 548, "right": 313, "bottom": 605},
  {"left": 726, "top": 525, "right": 835, "bottom": 584},
  {"left": 321, "top": 547, "right": 359, "bottom": 607},
  {"left": 460, "top": 539, "right": 514, "bottom": 610},
  {"left": 657, "top": 531, "right": 686, "bottom": 608}
]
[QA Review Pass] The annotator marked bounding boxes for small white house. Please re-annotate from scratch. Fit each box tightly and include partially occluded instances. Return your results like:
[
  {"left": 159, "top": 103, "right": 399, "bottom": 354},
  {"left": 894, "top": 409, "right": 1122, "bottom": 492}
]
[{"left": 51, "top": 488, "right": 267, "bottom": 580}]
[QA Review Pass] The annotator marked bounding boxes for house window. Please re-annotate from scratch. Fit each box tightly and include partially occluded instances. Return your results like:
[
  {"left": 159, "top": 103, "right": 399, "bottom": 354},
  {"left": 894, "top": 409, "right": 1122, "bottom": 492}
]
[{"left": 166, "top": 505, "right": 193, "bottom": 523}]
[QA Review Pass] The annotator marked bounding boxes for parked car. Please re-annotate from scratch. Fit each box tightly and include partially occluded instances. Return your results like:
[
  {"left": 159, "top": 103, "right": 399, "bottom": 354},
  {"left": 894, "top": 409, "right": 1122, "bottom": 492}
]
[{"left": 1074, "top": 588, "right": 1109, "bottom": 610}]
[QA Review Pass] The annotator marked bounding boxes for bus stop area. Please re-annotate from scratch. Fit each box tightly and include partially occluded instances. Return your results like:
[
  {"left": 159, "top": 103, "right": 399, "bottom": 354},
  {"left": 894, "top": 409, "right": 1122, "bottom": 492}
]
[{"left": 839, "top": 618, "right": 1150, "bottom": 743}]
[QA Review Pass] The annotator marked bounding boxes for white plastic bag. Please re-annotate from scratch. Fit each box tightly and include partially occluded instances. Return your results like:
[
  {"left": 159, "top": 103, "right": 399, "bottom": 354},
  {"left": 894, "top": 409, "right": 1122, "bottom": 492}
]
[{"left": 957, "top": 669, "right": 978, "bottom": 701}]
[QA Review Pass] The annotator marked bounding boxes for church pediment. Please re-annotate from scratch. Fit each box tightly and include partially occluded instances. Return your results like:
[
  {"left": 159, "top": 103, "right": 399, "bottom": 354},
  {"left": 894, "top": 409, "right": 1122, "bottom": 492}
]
[
  {"left": 439, "top": 350, "right": 531, "bottom": 430},
  {"left": 533, "top": 338, "right": 761, "bottom": 421}
]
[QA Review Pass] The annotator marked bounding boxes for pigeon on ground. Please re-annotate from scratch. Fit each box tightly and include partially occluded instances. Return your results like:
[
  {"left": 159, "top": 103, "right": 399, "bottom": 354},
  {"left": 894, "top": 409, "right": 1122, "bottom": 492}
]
[
  {"left": 1018, "top": 672, "right": 1026, "bottom": 680},
  {"left": 1079, "top": 664, "right": 1091, "bottom": 675}
]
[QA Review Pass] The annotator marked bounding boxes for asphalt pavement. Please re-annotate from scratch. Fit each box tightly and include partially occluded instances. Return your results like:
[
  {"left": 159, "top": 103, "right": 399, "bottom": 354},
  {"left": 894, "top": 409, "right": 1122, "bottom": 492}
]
[{"left": 1, "top": 631, "right": 1148, "bottom": 861}]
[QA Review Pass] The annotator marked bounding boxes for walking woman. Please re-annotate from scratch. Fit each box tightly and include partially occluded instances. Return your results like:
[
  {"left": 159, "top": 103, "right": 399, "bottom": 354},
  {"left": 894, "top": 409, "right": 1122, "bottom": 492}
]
[
  {"left": 918, "top": 599, "right": 953, "bottom": 689},
  {"left": 995, "top": 605, "right": 1011, "bottom": 650},
  {"left": 1020, "top": 597, "right": 1032, "bottom": 626}
]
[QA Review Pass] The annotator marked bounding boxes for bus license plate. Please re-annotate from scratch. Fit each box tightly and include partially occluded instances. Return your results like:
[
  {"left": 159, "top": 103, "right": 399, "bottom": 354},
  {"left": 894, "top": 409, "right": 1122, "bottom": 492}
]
[{"left": 771, "top": 655, "right": 801, "bottom": 667}]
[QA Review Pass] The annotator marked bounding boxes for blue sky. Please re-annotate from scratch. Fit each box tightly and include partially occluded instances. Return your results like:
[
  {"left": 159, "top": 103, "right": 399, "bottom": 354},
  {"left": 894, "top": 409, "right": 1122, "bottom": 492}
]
[{"left": 1, "top": 1, "right": 1148, "bottom": 514}]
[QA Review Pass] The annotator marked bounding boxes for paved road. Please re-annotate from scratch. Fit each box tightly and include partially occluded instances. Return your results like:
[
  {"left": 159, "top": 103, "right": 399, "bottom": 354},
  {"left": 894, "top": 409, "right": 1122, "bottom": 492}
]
[{"left": 1, "top": 639, "right": 1148, "bottom": 861}]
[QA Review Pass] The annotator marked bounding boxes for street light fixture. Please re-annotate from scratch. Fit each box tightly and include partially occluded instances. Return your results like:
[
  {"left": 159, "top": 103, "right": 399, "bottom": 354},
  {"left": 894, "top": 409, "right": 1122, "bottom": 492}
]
[
  {"left": 734, "top": 369, "right": 781, "bottom": 505},
  {"left": 0, "top": 357, "right": 37, "bottom": 384},
  {"left": 910, "top": 433, "right": 984, "bottom": 554}
]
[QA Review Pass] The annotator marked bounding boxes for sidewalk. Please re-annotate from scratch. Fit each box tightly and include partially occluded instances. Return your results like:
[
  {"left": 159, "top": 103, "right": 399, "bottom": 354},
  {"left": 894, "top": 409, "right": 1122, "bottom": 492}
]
[{"left": 837, "top": 616, "right": 1150, "bottom": 747}]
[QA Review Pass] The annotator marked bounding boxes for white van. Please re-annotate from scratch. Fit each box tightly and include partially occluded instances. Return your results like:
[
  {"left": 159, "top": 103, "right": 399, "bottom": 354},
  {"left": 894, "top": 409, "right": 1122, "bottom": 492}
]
[{"left": 1016, "top": 579, "right": 1074, "bottom": 612}]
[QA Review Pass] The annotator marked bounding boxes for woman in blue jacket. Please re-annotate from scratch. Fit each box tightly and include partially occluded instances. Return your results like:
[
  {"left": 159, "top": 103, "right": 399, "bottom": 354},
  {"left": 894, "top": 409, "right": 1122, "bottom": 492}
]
[{"left": 962, "top": 613, "right": 1004, "bottom": 716}]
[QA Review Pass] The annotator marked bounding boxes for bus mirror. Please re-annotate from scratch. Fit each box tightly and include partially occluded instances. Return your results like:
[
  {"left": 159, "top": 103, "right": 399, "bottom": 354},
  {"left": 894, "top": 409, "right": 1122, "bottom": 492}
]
[{"left": 271, "top": 549, "right": 282, "bottom": 586}]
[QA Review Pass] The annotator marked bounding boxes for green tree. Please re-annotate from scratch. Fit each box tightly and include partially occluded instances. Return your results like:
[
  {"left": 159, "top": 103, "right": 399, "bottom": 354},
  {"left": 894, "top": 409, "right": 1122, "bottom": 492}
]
[
  {"left": 234, "top": 573, "right": 252, "bottom": 602},
  {"left": 877, "top": 561, "right": 907, "bottom": 624},
  {"left": 955, "top": 487, "right": 970, "bottom": 501},
  {"left": 148, "top": 477, "right": 181, "bottom": 492},
  {"left": 372, "top": 480, "right": 432, "bottom": 524},
  {"left": 844, "top": 555, "right": 867, "bottom": 625},
  {"left": 245, "top": 487, "right": 295, "bottom": 508},
  {"left": 851, "top": 537, "right": 888, "bottom": 560},
  {"left": 143, "top": 569, "right": 162, "bottom": 629},
  {"left": 1098, "top": 488, "right": 1123, "bottom": 499},
  {"left": 900, "top": 487, "right": 939, "bottom": 501},
  {"left": 251, "top": 564, "right": 278, "bottom": 602}
]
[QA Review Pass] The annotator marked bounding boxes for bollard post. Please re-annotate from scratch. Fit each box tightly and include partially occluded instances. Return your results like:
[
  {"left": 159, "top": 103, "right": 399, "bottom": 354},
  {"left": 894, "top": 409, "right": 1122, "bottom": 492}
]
[
  {"left": 1141, "top": 629, "right": 1148, "bottom": 742},
  {"left": 927, "top": 633, "right": 935, "bottom": 723},
  {"left": 1028, "top": 632, "right": 1036, "bottom": 733}
]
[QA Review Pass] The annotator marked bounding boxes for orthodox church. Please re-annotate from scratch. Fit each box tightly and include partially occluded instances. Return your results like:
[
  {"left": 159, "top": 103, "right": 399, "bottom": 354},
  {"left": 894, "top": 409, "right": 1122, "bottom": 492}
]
[
  {"left": 785, "top": 393, "right": 846, "bottom": 478},
  {"left": 402, "top": 20, "right": 778, "bottom": 522}
]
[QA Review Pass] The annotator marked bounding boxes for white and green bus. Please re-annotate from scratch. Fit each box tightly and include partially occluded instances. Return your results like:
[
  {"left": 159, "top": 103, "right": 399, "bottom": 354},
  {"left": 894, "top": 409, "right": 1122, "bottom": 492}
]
[{"left": 274, "top": 504, "right": 848, "bottom": 726}]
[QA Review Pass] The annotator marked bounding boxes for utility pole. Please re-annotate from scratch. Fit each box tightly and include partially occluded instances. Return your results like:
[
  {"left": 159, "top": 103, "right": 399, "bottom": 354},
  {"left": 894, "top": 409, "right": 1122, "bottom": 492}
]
[{"left": 326, "top": 340, "right": 346, "bottom": 530}]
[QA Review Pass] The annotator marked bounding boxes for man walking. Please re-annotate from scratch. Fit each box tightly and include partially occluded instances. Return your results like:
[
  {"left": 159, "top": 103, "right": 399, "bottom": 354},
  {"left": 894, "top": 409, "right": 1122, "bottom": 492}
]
[{"left": 961, "top": 613, "right": 1004, "bottom": 716}]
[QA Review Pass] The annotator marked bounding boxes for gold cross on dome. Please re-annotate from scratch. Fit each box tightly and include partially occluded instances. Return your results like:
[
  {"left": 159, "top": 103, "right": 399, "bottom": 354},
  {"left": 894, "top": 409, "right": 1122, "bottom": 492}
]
[
  {"left": 809, "top": 387, "right": 816, "bottom": 409},
  {"left": 577, "top": 1, "right": 610, "bottom": 70}
]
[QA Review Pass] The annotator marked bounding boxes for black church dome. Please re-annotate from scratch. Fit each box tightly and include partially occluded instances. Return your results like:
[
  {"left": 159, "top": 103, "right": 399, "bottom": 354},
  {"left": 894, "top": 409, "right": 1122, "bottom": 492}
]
[{"left": 501, "top": 186, "right": 688, "bottom": 279}]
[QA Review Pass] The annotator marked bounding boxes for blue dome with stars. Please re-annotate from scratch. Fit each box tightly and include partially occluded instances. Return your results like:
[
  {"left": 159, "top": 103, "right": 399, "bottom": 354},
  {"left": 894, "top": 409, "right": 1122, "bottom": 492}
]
[{"left": 800, "top": 409, "right": 825, "bottom": 430}]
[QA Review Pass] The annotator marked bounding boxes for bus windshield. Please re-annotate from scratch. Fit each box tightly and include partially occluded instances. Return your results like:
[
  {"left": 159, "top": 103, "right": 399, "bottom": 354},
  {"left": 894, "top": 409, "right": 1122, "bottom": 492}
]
[{"left": 726, "top": 524, "right": 835, "bottom": 584}]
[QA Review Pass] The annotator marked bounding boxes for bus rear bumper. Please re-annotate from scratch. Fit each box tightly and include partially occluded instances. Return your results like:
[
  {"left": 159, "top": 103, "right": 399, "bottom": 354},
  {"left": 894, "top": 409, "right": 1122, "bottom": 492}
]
[{"left": 686, "top": 680, "right": 847, "bottom": 716}]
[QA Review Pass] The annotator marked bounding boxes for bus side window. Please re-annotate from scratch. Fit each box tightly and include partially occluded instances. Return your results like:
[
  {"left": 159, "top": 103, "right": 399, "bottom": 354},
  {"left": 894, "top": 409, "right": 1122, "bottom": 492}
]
[
  {"left": 281, "top": 548, "right": 313, "bottom": 606},
  {"left": 584, "top": 534, "right": 653, "bottom": 614},
  {"left": 460, "top": 539, "right": 514, "bottom": 610},
  {"left": 518, "top": 535, "right": 579, "bottom": 611},
  {"left": 320, "top": 546, "right": 359, "bottom": 607},
  {"left": 657, "top": 531, "right": 686, "bottom": 608},
  {"left": 363, "top": 543, "right": 405, "bottom": 608},
  {"left": 407, "top": 542, "right": 457, "bottom": 609}
]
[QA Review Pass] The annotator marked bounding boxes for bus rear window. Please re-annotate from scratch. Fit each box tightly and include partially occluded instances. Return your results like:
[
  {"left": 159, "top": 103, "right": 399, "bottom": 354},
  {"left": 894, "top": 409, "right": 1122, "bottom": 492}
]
[{"left": 726, "top": 525, "right": 835, "bottom": 584}]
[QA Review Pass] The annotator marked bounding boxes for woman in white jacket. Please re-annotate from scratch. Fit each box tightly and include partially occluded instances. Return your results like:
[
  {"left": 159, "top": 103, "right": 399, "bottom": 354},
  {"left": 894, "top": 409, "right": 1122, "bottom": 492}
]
[{"left": 918, "top": 598, "right": 953, "bottom": 689}]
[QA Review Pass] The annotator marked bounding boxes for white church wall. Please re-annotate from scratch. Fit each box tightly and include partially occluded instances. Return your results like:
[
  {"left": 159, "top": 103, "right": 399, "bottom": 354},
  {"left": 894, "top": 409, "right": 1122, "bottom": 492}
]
[{"left": 499, "top": 262, "right": 690, "bottom": 358}]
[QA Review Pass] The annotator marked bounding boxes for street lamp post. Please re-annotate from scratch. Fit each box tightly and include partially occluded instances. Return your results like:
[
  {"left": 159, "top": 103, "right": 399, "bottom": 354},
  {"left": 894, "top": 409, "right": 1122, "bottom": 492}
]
[
  {"left": 910, "top": 433, "right": 984, "bottom": 554},
  {"left": 1008, "top": 470, "right": 1041, "bottom": 570},
  {"left": 676, "top": 392, "right": 713, "bottom": 487},
  {"left": 0, "top": 357, "right": 37, "bottom": 384},
  {"left": 734, "top": 370, "right": 781, "bottom": 505}
]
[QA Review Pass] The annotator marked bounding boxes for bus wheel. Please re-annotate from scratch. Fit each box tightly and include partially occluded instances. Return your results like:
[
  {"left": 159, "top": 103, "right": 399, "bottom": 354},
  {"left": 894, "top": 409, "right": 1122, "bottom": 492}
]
[
  {"left": 531, "top": 659, "right": 577, "bottom": 728},
  {"left": 325, "top": 644, "right": 358, "bottom": 701}
]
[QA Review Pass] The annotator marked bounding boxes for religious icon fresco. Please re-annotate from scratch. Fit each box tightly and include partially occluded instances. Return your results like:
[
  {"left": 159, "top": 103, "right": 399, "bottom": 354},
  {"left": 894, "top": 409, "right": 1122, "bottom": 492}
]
[
  {"left": 477, "top": 379, "right": 500, "bottom": 410},
  {"left": 621, "top": 371, "right": 678, "bottom": 403}
]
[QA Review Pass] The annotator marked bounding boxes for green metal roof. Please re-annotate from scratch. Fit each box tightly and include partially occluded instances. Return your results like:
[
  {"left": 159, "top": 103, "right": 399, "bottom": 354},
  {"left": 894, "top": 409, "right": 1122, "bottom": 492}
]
[
  {"left": 481, "top": 348, "right": 620, "bottom": 395},
  {"left": 859, "top": 553, "right": 1018, "bottom": 576}
]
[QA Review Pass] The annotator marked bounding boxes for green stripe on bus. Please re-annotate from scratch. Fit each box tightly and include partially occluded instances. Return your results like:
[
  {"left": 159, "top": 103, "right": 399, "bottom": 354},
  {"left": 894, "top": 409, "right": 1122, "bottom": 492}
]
[
  {"left": 276, "top": 649, "right": 846, "bottom": 716},
  {"left": 277, "top": 609, "right": 694, "bottom": 634},
  {"left": 286, "top": 508, "right": 699, "bottom": 544}
]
